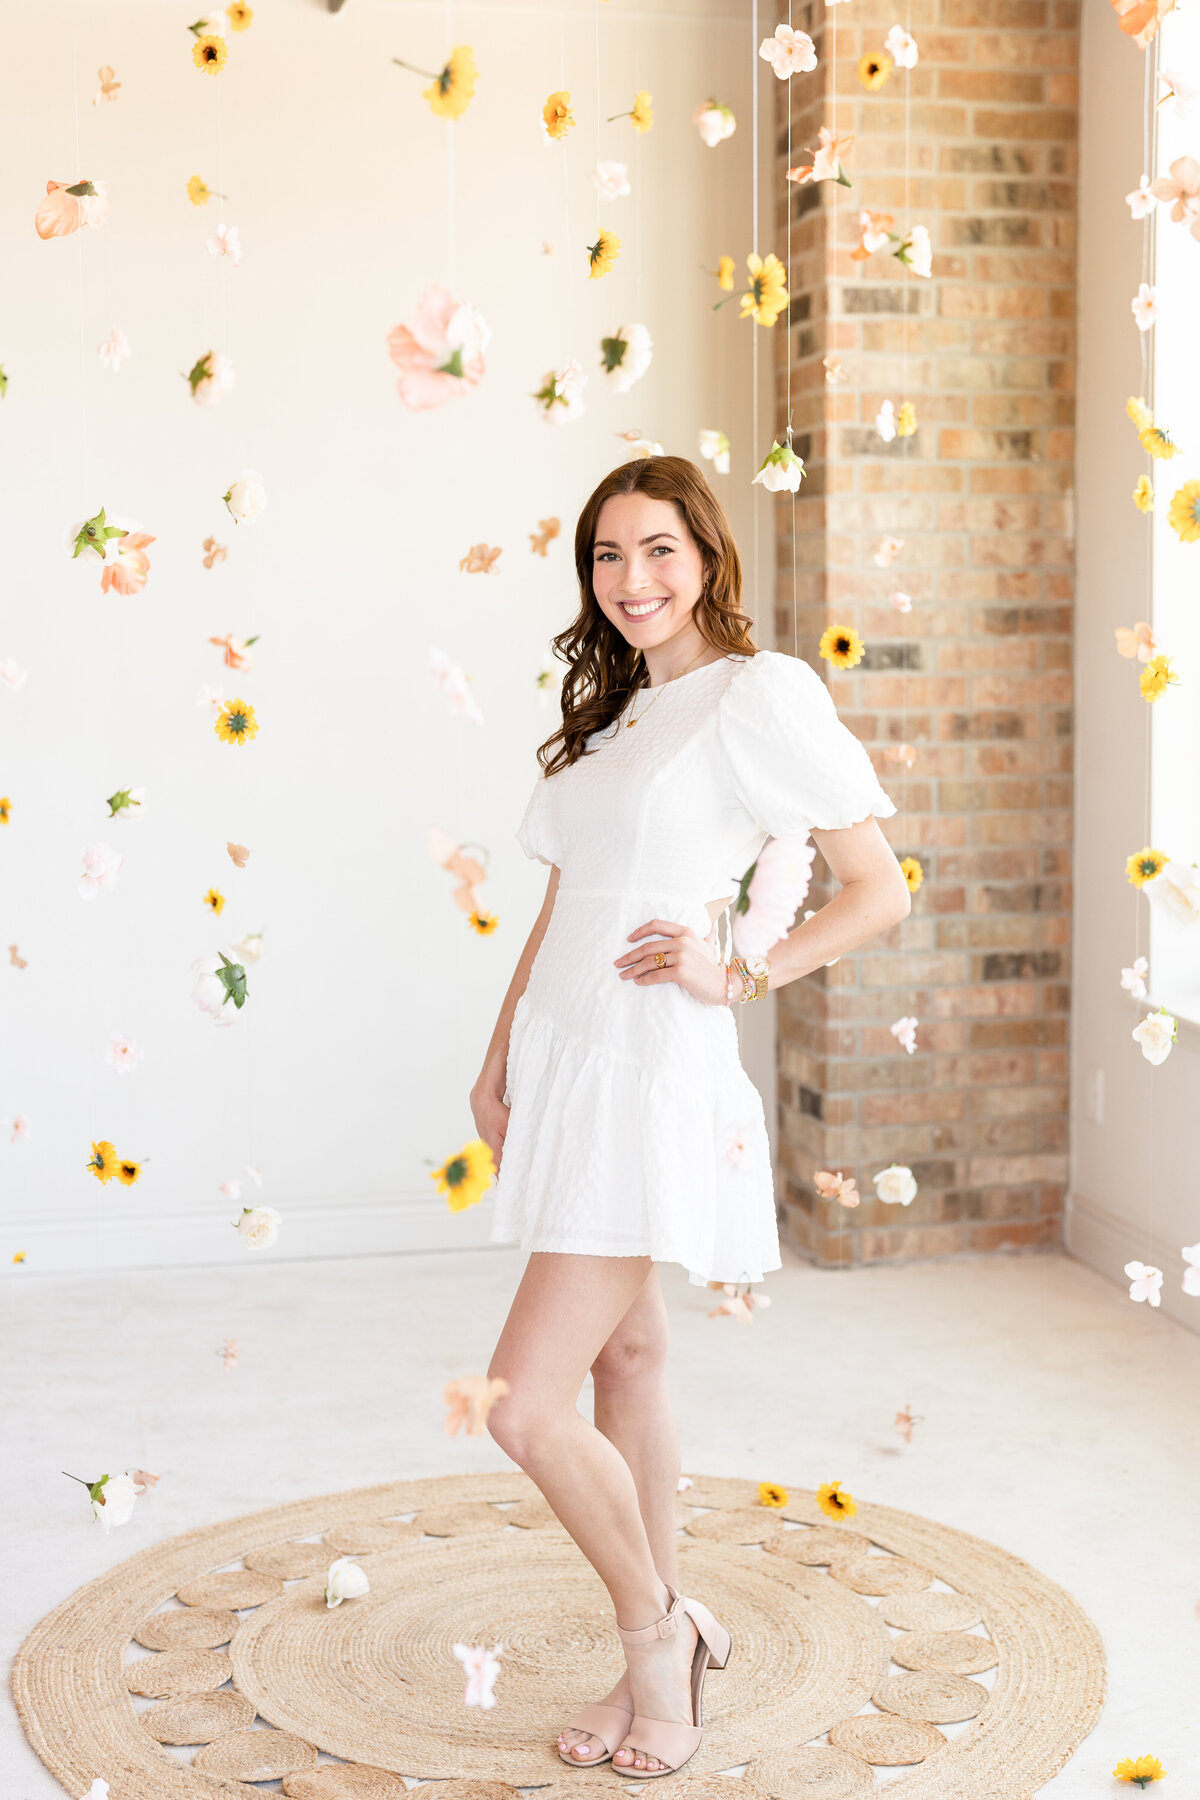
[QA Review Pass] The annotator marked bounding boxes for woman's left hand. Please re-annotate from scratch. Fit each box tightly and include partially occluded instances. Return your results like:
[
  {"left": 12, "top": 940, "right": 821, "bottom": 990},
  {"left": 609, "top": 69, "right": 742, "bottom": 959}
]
[{"left": 614, "top": 918, "right": 728, "bottom": 1007}]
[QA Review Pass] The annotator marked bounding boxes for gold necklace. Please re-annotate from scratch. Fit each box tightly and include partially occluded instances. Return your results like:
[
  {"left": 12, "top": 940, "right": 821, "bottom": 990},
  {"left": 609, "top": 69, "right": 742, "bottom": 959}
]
[{"left": 625, "top": 645, "right": 710, "bottom": 728}]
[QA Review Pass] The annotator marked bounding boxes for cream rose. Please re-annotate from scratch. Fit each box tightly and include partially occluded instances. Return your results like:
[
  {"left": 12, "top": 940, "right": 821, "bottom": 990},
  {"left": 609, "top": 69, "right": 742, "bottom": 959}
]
[
  {"left": 90, "top": 1471, "right": 140, "bottom": 1531},
  {"left": 223, "top": 468, "right": 267, "bottom": 524},
  {"left": 324, "top": 1557, "right": 370, "bottom": 1608},
  {"left": 1132, "top": 1009, "right": 1177, "bottom": 1066},
  {"left": 874, "top": 1163, "right": 918, "bottom": 1206},
  {"left": 235, "top": 1204, "right": 282, "bottom": 1248}
]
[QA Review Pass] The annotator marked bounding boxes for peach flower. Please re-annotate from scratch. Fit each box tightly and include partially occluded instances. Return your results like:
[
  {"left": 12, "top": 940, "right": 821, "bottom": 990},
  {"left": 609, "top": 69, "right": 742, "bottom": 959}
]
[
  {"left": 35, "top": 178, "right": 110, "bottom": 239},
  {"left": 99, "top": 532, "right": 155, "bottom": 596},
  {"left": 388, "top": 284, "right": 491, "bottom": 410}
]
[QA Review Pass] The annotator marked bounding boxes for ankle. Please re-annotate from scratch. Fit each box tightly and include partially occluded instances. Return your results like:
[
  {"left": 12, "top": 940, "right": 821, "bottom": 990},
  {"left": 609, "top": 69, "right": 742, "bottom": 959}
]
[{"left": 616, "top": 1580, "right": 675, "bottom": 1636}]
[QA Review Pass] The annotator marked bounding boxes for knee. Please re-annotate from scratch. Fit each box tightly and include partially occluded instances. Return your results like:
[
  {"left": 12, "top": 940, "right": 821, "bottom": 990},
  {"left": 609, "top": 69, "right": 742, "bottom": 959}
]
[
  {"left": 590, "top": 1320, "right": 669, "bottom": 1392},
  {"left": 485, "top": 1388, "right": 556, "bottom": 1467}
]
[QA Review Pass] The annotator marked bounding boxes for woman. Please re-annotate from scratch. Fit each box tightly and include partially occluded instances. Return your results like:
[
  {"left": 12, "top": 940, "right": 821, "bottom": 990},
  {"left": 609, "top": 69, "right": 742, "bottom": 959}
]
[{"left": 469, "top": 456, "right": 909, "bottom": 1777}]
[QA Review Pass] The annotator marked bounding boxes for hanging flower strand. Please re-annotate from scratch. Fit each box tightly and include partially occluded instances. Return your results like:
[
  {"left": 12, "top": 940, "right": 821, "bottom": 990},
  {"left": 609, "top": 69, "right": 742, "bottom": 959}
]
[
  {"left": 392, "top": 47, "right": 478, "bottom": 120},
  {"left": 587, "top": 229, "right": 621, "bottom": 279},
  {"left": 608, "top": 90, "right": 653, "bottom": 133}
]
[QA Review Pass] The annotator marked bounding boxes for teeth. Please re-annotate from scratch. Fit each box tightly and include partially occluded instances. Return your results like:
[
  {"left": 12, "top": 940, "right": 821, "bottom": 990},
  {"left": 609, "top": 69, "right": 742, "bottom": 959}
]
[{"left": 622, "top": 598, "right": 668, "bottom": 617}]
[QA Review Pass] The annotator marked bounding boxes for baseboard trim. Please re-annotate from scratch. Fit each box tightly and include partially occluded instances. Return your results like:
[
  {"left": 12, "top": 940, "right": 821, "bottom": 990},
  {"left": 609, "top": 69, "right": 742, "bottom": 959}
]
[
  {"left": 2, "top": 1193, "right": 504, "bottom": 1277},
  {"left": 1065, "top": 1188, "right": 1198, "bottom": 1335}
]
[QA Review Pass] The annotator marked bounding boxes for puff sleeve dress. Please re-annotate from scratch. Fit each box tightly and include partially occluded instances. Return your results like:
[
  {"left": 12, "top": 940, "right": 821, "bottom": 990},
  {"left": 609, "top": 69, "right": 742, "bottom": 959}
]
[{"left": 489, "top": 650, "right": 896, "bottom": 1287}]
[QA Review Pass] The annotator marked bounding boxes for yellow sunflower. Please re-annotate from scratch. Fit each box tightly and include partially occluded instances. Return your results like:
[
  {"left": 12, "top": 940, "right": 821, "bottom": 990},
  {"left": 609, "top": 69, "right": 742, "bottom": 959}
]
[
  {"left": 1132, "top": 475, "right": 1154, "bottom": 514},
  {"left": 468, "top": 911, "right": 499, "bottom": 935},
  {"left": 203, "top": 887, "right": 226, "bottom": 915},
  {"left": 214, "top": 697, "right": 259, "bottom": 745},
  {"left": 13, "top": 1252, "right": 25, "bottom": 1264},
  {"left": 116, "top": 1158, "right": 143, "bottom": 1187},
  {"left": 1125, "top": 847, "right": 1166, "bottom": 887},
  {"left": 899, "top": 855, "right": 924, "bottom": 892},
  {"left": 819, "top": 624, "right": 865, "bottom": 669},
  {"left": 227, "top": 0, "right": 253, "bottom": 28},
  {"left": 187, "top": 174, "right": 212, "bottom": 206},
  {"left": 897, "top": 401, "right": 917, "bottom": 437},
  {"left": 422, "top": 46, "right": 478, "bottom": 120},
  {"left": 87, "top": 1140, "right": 119, "bottom": 1185},
  {"left": 0, "top": 797, "right": 11, "bottom": 824},
  {"left": 431, "top": 1137, "right": 497, "bottom": 1212},
  {"left": 758, "top": 1481, "right": 789, "bottom": 1509},
  {"left": 543, "top": 89, "right": 574, "bottom": 140},
  {"left": 717, "top": 254, "right": 735, "bottom": 292},
  {"left": 1139, "top": 424, "right": 1179, "bottom": 461},
  {"left": 192, "top": 34, "right": 228, "bottom": 74},
  {"left": 858, "top": 52, "right": 892, "bottom": 89},
  {"left": 1126, "top": 395, "right": 1153, "bottom": 430},
  {"left": 816, "top": 1480, "right": 857, "bottom": 1520},
  {"left": 1168, "top": 478, "right": 1200, "bottom": 542},
  {"left": 631, "top": 89, "right": 654, "bottom": 132},
  {"left": 587, "top": 228, "right": 621, "bottom": 280},
  {"left": 1113, "top": 1756, "right": 1166, "bottom": 1787},
  {"left": 1140, "top": 654, "right": 1179, "bottom": 703},
  {"left": 739, "top": 252, "right": 789, "bottom": 327}
]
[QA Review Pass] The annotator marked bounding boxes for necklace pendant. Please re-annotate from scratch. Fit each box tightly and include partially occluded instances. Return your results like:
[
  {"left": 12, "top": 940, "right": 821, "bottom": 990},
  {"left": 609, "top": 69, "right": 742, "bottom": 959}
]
[{"left": 626, "top": 716, "right": 638, "bottom": 728}]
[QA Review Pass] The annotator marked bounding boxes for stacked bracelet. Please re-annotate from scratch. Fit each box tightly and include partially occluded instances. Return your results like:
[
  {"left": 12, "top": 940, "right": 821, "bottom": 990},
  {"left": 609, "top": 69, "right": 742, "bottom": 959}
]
[{"left": 724, "top": 957, "right": 757, "bottom": 1004}]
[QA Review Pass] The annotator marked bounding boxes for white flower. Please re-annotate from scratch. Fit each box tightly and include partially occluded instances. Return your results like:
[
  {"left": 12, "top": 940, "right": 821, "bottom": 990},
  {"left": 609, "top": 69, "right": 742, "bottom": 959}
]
[
  {"left": 758, "top": 23, "right": 818, "bottom": 77},
  {"left": 889, "top": 590, "right": 912, "bottom": 612},
  {"left": 602, "top": 323, "right": 653, "bottom": 393},
  {"left": 223, "top": 468, "right": 267, "bottom": 524},
  {"left": 98, "top": 327, "right": 130, "bottom": 371},
  {"left": 197, "top": 683, "right": 225, "bottom": 717},
  {"left": 699, "top": 428, "right": 731, "bottom": 474},
  {"left": 890, "top": 1015, "right": 918, "bottom": 1055},
  {"left": 236, "top": 1204, "right": 282, "bottom": 1248},
  {"left": 725, "top": 1127, "right": 755, "bottom": 1169},
  {"left": 884, "top": 23, "right": 919, "bottom": 65},
  {"left": 1126, "top": 174, "right": 1156, "bottom": 219},
  {"left": 556, "top": 356, "right": 587, "bottom": 401},
  {"left": 896, "top": 224, "right": 932, "bottom": 277},
  {"left": 1120, "top": 955, "right": 1149, "bottom": 998},
  {"left": 1182, "top": 1243, "right": 1200, "bottom": 1297},
  {"left": 1158, "top": 67, "right": 1197, "bottom": 120},
  {"left": 873, "top": 535, "right": 904, "bottom": 567},
  {"left": 1132, "top": 1009, "right": 1177, "bottom": 1065},
  {"left": 593, "top": 160, "right": 631, "bottom": 200},
  {"left": 874, "top": 1163, "right": 918, "bottom": 1206},
  {"left": 218, "top": 1179, "right": 242, "bottom": 1201},
  {"left": 190, "top": 950, "right": 238, "bottom": 1027},
  {"left": 191, "top": 350, "right": 236, "bottom": 408},
  {"left": 233, "top": 929, "right": 265, "bottom": 964},
  {"left": 82, "top": 1783, "right": 111, "bottom": 1800},
  {"left": 1131, "top": 282, "right": 1157, "bottom": 331},
  {"left": 428, "top": 646, "right": 485, "bottom": 725},
  {"left": 535, "top": 653, "right": 561, "bottom": 711},
  {"left": 752, "top": 437, "right": 805, "bottom": 493},
  {"left": 1124, "top": 1260, "right": 1163, "bottom": 1306},
  {"left": 694, "top": 99, "right": 736, "bottom": 146},
  {"left": 0, "top": 657, "right": 29, "bottom": 691},
  {"left": 90, "top": 1472, "right": 140, "bottom": 1531},
  {"left": 324, "top": 1556, "right": 370, "bottom": 1608},
  {"left": 876, "top": 399, "right": 897, "bottom": 443},
  {"left": 206, "top": 222, "right": 242, "bottom": 264},
  {"left": 1145, "top": 860, "right": 1200, "bottom": 927},
  {"left": 677, "top": 1474, "right": 694, "bottom": 1491},
  {"left": 104, "top": 1034, "right": 143, "bottom": 1073},
  {"left": 453, "top": 1641, "right": 504, "bottom": 1708},
  {"left": 80, "top": 842, "right": 123, "bottom": 901},
  {"left": 10, "top": 1114, "right": 33, "bottom": 1143},
  {"left": 618, "top": 435, "right": 664, "bottom": 459}
]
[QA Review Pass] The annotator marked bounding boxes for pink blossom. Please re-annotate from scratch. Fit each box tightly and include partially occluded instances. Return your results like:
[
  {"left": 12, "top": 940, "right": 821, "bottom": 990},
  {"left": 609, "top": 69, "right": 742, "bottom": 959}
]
[
  {"left": 428, "top": 646, "right": 484, "bottom": 725},
  {"left": 80, "top": 842, "right": 123, "bottom": 900},
  {"left": 593, "top": 161, "right": 631, "bottom": 200},
  {"left": 1125, "top": 175, "right": 1156, "bottom": 219},
  {"left": 206, "top": 222, "right": 242, "bottom": 264},
  {"left": 813, "top": 1169, "right": 860, "bottom": 1207},
  {"left": 1120, "top": 955, "right": 1148, "bottom": 998},
  {"left": 197, "top": 684, "right": 225, "bottom": 717},
  {"left": 0, "top": 658, "right": 28, "bottom": 692},
  {"left": 98, "top": 327, "right": 130, "bottom": 371},
  {"left": 725, "top": 1127, "right": 757, "bottom": 1169},
  {"left": 873, "top": 536, "right": 904, "bottom": 567},
  {"left": 452, "top": 1642, "right": 504, "bottom": 1708},
  {"left": 889, "top": 590, "right": 913, "bottom": 612},
  {"left": 890, "top": 1015, "right": 919, "bottom": 1055},
  {"left": 387, "top": 284, "right": 491, "bottom": 410},
  {"left": 884, "top": 743, "right": 917, "bottom": 768},
  {"left": 758, "top": 23, "right": 818, "bottom": 77},
  {"left": 104, "top": 1034, "right": 143, "bottom": 1074},
  {"left": 9, "top": 1114, "right": 32, "bottom": 1144},
  {"left": 1131, "top": 282, "right": 1158, "bottom": 331},
  {"left": 190, "top": 952, "right": 238, "bottom": 1027},
  {"left": 1150, "top": 155, "right": 1200, "bottom": 237},
  {"left": 1124, "top": 1260, "right": 1163, "bottom": 1306},
  {"left": 884, "top": 23, "right": 919, "bottom": 66},
  {"left": 1182, "top": 1243, "right": 1200, "bottom": 1297},
  {"left": 733, "top": 835, "right": 817, "bottom": 960}
]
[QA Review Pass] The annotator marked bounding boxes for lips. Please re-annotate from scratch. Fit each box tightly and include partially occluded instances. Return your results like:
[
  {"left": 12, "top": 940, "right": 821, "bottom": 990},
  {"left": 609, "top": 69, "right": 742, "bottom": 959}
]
[{"left": 618, "top": 597, "right": 670, "bottom": 619}]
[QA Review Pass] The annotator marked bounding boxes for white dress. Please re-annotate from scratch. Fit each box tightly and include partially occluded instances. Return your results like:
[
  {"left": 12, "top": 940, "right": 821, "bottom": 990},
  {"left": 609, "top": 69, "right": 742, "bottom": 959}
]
[{"left": 489, "top": 650, "right": 897, "bottom": 1288}]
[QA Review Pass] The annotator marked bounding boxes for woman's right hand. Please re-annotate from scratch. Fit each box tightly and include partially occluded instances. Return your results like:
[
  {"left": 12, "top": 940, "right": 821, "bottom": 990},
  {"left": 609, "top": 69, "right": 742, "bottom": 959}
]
[{"left": 470, "top": 1079, "right": 510, "bottom": 1172}]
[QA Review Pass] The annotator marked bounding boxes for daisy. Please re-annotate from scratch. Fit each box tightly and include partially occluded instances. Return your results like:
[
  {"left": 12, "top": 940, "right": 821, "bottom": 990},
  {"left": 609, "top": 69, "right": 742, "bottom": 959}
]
[
  {"left": 587, "top": 229, "right": 621, "bottom": 280},
  {"left": 899, "top": 856, "right": 924, "bottom": 892},
  {"left": 542, "top": 90, "right": 574, "bottom": 141},
  {"left": 87, "top": 1140, "right": 120, "bottom": 1184},
  {"left": 739, "top": 252, "right": 789, "bottom": 326},
  {"left": 213, "top": 697, "right": 258, "bottom": 745},
  {"left": 192, "top": 35, "right": 228, "bottom": 74},
  {"left": 391, "top": 47, "right": 478, "bottom": 121},
  {"left": 1125, "top": 847, "right": 1166, "bottom": 887},
  {"left": 858, "top": 52, "right": 892, "bottom": 89},
  {"left": 819, "top": 625, "right": 865, "bottom": 669},
  {"left": 1168, "top": 479, "right": 1200, "bottom": 542},
  {"left": 816, "top": 1480, "right": 857, "bottom": 1520},
  {"left": 431, "top": 1138, "right": 497, "bottom": 1211}
]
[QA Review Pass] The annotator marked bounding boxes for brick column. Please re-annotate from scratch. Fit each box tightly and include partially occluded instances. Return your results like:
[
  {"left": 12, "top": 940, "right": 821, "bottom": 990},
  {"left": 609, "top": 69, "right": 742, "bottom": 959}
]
[{"left": 770, "top": 0, "right": 1078, "bottom": 1265}]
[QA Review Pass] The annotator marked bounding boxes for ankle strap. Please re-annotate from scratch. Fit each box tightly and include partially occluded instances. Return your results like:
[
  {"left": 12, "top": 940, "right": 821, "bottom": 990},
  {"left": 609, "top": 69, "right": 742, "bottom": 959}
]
[{"left": 616, "top": 1586, "right": 683, "bottom": 1646}]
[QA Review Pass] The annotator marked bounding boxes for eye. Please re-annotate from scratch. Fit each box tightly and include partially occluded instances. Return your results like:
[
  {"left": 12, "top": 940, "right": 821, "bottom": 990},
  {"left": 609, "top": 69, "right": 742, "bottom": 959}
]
[
  {"left": 594, "top": 550, "right": 618, "bottom": 562},
  {"left": 650, "top": 544, "right": 673, "bottom": 556}
]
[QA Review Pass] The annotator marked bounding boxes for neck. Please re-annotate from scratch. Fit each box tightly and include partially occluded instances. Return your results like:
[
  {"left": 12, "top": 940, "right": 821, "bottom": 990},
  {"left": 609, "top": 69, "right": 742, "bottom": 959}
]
[{"left": 640, "top": 629, "right": 715, "bottom": 689}]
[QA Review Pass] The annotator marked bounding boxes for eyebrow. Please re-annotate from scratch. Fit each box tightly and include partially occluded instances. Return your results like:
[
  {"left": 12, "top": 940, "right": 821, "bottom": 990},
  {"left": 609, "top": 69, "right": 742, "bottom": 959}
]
[{"left": 593, "top": 532, "right": 680, "bottom": 549}]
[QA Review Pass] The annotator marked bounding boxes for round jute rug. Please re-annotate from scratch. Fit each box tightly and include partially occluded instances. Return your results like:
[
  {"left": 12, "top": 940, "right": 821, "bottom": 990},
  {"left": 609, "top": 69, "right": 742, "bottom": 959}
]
[{"left": 12, "top": 1471, "right": 1103, "bottom": 1800}]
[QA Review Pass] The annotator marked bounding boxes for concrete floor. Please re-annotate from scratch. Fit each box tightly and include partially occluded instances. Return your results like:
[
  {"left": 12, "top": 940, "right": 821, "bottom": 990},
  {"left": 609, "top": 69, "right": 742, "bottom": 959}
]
[{"left": 4, "top": 1244, "right": 1199, "bottom": 1797}]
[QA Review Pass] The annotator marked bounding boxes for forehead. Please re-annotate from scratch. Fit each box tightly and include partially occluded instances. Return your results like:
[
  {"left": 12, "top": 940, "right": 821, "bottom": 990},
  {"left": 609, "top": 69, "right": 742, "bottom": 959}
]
[{"left": 593, "top": 491, "right": 689, "bottom": 544}]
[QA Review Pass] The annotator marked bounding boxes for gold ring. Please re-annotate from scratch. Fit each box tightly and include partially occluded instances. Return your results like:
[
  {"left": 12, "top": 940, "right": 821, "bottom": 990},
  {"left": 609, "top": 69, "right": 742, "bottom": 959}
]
[{"left": 653, "top": 952, "right": 666, "bottom": 967}]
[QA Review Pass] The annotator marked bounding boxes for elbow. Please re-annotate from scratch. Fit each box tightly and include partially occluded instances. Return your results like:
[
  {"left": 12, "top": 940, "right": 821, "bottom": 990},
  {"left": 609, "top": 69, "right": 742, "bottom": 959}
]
[{"left": 892, "top": 869, "right": 913, "bottom": 925}]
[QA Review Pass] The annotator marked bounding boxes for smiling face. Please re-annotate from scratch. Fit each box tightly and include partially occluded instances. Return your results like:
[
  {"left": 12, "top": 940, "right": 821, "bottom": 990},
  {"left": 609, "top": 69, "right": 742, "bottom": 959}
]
[{"left": 591, "top": 492, "right": 708, "bottom": 653}]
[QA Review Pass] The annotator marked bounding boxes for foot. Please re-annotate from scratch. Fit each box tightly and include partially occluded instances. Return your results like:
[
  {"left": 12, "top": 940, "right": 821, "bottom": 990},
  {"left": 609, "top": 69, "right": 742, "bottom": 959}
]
[
  {"left": 555, "top": 1669, "right": 634, "bottom": 1762},
  {"left": 612, "top": 1606, "right": 700, "bottom": 1773}
]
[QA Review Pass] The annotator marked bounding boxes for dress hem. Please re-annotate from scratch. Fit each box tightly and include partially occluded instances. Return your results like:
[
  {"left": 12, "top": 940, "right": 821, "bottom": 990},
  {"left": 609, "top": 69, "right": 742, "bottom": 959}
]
[{"left": 489, "top": 1226, "right": 782, "bottom": 1287}]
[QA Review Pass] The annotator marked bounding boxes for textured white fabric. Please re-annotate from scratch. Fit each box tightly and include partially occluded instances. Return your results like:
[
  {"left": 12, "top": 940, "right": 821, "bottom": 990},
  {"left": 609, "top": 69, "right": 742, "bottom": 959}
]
[{"left": 490, "top": 650, "right": 897, "bottom": 1287}]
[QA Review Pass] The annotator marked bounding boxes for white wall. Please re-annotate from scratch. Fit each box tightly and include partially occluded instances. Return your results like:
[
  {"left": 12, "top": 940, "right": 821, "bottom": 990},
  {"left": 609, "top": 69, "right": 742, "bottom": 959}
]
[
  {"left": 1, "top": 0, "right": 777, "bottom": 1273},
  {"left": 1069, "top": 5, "right": 1199, "bottom": 1329}
]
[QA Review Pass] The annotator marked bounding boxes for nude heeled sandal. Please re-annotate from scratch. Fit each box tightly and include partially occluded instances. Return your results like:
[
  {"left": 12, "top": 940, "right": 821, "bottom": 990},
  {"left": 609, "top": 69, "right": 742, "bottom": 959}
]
[
  {"left": 610, "top": 1584, "right": 731, "bottom": 1778},
  {"left": 555, "top": 1700, "right": 635, "bottom": 1767}
]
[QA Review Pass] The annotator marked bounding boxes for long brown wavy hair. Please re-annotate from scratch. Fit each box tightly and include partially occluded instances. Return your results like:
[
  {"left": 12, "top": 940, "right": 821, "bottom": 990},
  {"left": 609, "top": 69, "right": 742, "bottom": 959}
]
[{"left": 536, "top": 456, "right": 761, "bottom": 775}]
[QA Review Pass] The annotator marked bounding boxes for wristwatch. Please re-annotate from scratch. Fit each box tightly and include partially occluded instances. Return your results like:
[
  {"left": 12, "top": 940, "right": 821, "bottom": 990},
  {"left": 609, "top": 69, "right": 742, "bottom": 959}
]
[{"left": 744, "top": 955, "right": 770, "bottom": 1000}]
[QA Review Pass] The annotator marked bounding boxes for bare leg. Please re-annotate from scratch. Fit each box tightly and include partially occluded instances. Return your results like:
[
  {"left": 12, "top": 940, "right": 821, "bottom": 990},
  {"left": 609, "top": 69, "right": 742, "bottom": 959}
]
[
  {"left": 487, "top": 1254, "right": 701, "bottom": 1773},
  {"left": 557, "top": 1267, "right": 682, "bottom": 1762}
]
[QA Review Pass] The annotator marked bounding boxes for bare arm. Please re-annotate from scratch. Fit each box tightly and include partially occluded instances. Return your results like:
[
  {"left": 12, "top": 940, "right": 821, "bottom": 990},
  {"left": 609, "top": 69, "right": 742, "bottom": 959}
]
[
  {"left": 764, "top": 816, "right": 910, "bottom": 989},
  {"left": 470, "top": 864, "right": 560, "bottom": 1165}
]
